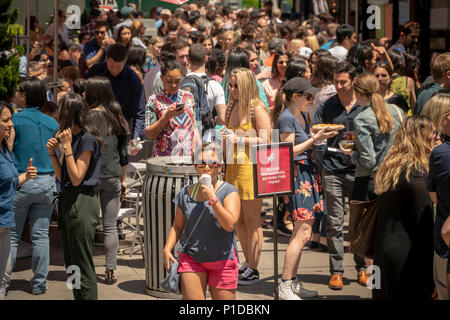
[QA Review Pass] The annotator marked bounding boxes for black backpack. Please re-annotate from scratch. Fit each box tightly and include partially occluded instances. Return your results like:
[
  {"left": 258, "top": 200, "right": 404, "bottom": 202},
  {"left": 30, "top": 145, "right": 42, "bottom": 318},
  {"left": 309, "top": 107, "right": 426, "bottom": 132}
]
[{"left": 180, "top": 74, "right": 215, "bottom": 137}]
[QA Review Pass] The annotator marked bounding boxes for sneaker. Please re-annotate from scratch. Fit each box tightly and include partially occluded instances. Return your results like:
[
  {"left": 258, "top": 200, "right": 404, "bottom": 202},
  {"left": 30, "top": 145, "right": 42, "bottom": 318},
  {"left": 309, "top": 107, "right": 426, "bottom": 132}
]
[
  {"left": 270, "top": 221, "right": 292, "bottom": 236},
  {"left": 291, "top": 279, "right": 318, "bottom": 298},
  {"left": 278, "top": 280, "right": 302, "bottom": 300},
  {"left": 238, "top": 261, "right": 248, "bottom": 275},
  {"left": 238, "top": 267, "right": 260, "bottom": 286}
]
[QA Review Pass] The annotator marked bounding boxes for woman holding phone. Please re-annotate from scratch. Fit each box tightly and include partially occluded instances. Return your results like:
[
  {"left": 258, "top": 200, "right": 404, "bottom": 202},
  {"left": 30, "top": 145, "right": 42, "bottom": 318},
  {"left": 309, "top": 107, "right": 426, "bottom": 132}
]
[
  {"left": 0, "top": 101, "right": 37, "bottom": 300},
  {"left": 144, "top": 60, "right": 197, "bottom": 157}
]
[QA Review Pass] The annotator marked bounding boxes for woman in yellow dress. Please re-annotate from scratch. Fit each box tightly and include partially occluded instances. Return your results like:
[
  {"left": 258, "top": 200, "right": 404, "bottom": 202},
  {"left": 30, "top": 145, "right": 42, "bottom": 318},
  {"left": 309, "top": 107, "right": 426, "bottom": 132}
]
[{"left": 224, "top": 68, "right": 272, "bottom": 285}]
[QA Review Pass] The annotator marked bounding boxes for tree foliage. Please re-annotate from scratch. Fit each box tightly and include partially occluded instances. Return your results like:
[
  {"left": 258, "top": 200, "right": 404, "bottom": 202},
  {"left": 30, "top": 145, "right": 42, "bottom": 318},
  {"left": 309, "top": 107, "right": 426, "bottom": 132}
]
[{"left": 0, "top": 0, "right": 20, "bottom": 100}]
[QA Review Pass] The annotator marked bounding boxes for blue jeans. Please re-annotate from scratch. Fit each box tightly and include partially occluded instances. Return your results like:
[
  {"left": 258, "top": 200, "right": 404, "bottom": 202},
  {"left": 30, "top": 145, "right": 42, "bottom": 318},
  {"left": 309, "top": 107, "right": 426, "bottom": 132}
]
[{"left": 9, "top": 174, "right": 56, "bottom": 294}]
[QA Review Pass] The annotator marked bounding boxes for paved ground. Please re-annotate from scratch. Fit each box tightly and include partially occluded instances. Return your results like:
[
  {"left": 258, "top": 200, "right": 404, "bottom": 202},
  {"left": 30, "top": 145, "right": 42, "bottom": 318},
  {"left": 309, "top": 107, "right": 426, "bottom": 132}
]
[{"left": 6, "top": 199, "right": 372, "bottom": 300}]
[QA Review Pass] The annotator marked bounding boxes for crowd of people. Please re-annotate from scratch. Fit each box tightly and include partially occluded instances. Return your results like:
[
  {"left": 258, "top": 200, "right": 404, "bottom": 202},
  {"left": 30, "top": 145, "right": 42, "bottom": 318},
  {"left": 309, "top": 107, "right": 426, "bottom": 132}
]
[{"left": 0, "top": 0, "right": 449, "bottom": 301}]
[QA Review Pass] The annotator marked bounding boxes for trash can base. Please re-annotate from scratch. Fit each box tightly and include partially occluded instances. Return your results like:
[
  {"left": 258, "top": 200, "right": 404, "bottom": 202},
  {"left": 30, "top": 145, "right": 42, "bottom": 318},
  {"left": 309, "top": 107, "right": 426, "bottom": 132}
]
[{"left": 145, "top": 287, "right": 182, "bottom": 299}]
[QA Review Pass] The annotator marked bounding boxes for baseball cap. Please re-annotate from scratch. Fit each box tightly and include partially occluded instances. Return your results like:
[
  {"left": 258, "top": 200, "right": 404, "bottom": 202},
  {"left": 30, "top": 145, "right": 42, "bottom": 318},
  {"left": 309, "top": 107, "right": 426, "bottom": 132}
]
[
  {"left": 285, "top": 77, "right": 320, "bottom": 95},
  {"left": 156, "top": 7, "right": 163, "bottom": 15},
  {"left": 120, "top": 6, "right": 133, "bottom": 17},
  {"left": 251, "top": 9, "right": 263, "bottom": 18},
  {"left": 298, "top": 47, "right": 313, "bottom": 59},
  {"left": 161, "top": 9, "right": 172, "bottom": 17}
]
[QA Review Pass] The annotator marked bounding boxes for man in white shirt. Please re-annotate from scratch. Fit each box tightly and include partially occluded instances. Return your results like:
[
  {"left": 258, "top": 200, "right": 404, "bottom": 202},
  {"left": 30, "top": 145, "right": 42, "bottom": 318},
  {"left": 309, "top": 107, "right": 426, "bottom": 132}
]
[
  {"left": 184, "top": 44, "right": 227, "bottom": 124},
  {"left": 43, "top": 10, "right": 69, "bottom": 45},
  {"left": 328, "top": 24, "right": 357, "bottom": 62}
]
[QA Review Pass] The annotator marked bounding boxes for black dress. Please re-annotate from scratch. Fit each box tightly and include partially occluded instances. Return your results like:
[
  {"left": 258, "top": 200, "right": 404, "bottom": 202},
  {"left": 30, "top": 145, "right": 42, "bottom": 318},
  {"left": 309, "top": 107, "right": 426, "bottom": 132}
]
[{"left": 372, "top": 170, "right": 434, "bottom": 300}]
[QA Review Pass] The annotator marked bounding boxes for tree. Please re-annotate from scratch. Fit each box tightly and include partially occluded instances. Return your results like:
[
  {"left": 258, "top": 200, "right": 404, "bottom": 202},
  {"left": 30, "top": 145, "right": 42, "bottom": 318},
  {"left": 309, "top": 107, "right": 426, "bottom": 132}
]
[{"left": 0, "top": 0, "right": 20, "bottom": 101}]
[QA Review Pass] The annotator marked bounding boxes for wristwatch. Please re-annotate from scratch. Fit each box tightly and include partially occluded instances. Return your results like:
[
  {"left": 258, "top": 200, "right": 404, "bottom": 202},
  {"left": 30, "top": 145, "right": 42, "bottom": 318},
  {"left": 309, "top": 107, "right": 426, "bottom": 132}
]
[{"left": 208, "top": 196, "right": 219, "bottom": 206}]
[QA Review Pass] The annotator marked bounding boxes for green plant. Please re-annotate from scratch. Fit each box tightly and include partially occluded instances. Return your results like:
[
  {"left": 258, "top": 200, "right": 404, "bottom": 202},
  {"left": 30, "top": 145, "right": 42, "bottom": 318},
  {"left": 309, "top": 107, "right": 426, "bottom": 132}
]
[{"left": 0, "top": 0, "right": 20, "bottom": 101}]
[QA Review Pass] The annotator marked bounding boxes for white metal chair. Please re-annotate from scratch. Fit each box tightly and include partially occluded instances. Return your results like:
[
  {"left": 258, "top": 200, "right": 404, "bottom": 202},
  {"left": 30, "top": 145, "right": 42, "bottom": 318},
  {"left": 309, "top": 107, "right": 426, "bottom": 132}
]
[{"left": 118, "top": 162, "right": 146, "bottom": 258}]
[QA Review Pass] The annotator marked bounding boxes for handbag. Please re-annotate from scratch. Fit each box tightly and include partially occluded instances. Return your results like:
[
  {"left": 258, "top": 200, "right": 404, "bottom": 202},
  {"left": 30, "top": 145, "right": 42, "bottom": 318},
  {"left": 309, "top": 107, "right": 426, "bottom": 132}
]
[
  {"left": 348, "top": 198, "right": 379, "bottom": 259},
  {"left": 160, "top": 182, "right": 225, "bottom": 294}
]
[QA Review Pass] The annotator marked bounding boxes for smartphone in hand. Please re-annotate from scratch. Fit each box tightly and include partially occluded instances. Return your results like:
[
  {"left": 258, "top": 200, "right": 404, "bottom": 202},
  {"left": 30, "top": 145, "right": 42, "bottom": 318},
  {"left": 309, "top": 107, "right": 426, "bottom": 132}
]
[{"left": 176, "top": 103, "right": 184, "bottom": 112}]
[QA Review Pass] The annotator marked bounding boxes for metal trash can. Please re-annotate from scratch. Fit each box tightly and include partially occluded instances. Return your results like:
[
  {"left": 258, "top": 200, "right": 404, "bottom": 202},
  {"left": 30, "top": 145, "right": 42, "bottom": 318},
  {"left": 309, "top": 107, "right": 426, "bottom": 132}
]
[{"left": 142, "top": 156, "right": 198, "bottom": 298}]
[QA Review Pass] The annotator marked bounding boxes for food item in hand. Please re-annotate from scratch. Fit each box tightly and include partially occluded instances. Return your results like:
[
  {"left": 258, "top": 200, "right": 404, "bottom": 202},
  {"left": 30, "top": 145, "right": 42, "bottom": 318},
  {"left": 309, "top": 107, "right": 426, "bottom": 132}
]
[
  {"left": 339, "top": 140, "right": 356, "bottom": 150},
  {"left": 343, "top": 131, "right": 356, "bottom": 140},
  {"left": 312, "top": 123, "right": 346, "bottom": 131}
]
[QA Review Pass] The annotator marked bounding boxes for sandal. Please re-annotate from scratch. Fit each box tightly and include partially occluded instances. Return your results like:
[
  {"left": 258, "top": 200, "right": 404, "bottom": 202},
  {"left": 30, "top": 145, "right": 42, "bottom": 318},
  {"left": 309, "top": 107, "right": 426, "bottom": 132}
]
[{"left": 105, "top": 269, "right": 117, "bottom": 285}]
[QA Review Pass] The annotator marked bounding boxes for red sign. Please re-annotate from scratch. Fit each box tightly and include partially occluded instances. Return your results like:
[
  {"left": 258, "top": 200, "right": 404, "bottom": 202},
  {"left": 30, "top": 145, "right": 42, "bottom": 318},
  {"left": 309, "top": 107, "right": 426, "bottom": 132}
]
[
  {"left": 252, "top": 143, "right": 295, "bottom": 198},
  {"left": 160, "top": 0, "right": 190, "bottom": 5}
]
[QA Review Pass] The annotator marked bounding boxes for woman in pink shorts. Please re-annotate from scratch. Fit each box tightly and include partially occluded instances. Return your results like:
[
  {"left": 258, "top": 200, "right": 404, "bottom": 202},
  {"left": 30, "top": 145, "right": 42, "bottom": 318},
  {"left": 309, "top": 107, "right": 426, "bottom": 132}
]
[{"left": 164, "top": 143, "right": 241, "bottom": 300}]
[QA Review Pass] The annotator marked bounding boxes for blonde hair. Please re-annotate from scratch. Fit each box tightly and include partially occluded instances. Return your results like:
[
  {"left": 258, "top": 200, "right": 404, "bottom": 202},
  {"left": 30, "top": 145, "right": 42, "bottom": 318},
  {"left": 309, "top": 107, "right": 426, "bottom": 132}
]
[
  {"left": 421, "top": 92, "right": 450, "bottom": 136},
  {"left": 353, "top": 73, "right": 393, "bottom": 134},
  {"left": 375, "top": 116, "right": 435, "bottom": 195},
  {"left": 130, "top": 21, "right": 144, "bottom": 38},
  {"left": 147, "top": 36, "right": 163, "bottom": 58},
  {"left": 224, "top": 30, "right": 235, "bottom": 38},
  {"left": 230, "top": 68, "right": 265, "bottom": 117},
  {"left": 305, "top": 35, "right": 320, "bottom": 52},
  {"left": 288, "top": 39, "right": 305, "bottom": 56}
]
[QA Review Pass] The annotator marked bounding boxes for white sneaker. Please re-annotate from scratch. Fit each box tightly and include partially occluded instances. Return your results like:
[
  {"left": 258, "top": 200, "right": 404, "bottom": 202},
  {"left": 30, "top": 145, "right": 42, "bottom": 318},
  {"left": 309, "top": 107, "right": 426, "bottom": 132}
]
[
  {"left": 291, "top": 279, "right": 318, "bottom": 298},
  {"left": 278, "top": 280, "right": 302, "bottom": 300}
]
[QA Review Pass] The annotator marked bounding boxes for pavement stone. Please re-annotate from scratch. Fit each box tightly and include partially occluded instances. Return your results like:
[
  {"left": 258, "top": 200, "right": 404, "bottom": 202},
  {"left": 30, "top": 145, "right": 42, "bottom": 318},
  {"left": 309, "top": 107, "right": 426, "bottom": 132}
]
[{"left": 6, "top": 199, "right": 372, "bottom": 300}]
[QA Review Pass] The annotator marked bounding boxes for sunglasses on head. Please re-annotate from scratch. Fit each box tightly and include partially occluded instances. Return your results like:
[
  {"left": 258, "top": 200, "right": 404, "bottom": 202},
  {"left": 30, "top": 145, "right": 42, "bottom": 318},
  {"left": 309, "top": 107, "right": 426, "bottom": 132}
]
[{"left": 195, "top": 162, "right": 219, "bottom": 168}]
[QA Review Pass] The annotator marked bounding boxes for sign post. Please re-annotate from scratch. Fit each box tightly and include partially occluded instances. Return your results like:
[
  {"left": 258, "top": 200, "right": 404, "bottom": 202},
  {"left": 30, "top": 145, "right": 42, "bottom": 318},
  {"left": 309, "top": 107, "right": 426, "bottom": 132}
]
[{"left": 252, "top": 142, "right": 294, "bottom": 300}]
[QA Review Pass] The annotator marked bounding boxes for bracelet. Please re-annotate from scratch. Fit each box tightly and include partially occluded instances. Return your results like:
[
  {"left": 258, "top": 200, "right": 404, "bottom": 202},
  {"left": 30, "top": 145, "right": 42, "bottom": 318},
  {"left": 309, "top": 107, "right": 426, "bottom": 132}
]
[
  {"left": 312, "top": 135, "right": 317, "bottom": 143},
  {"left": 65, "top": 153, "right": 73, "bottom": 157}
]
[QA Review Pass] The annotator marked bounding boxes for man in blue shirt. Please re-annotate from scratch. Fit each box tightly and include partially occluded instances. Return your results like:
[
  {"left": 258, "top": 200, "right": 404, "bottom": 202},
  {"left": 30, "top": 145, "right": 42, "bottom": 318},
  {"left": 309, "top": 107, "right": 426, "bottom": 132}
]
[
  {"left": 86, "top": 44, "right": 145, "bottom": 141},
  {"left": 83, "top": 21, "right": 115, "bottom": 70},
  {"left": 427, "top": 111, "right": 450, "bottom": 300}
]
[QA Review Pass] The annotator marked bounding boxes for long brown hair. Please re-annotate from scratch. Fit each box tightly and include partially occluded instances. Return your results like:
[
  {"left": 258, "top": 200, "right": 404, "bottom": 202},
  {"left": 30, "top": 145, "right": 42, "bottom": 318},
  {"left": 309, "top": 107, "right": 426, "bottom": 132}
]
[
  {"left": 375, "top": 115, "right": 435, "bottom": 195},
  {"left": 353, "top": 73, "right": 393, "bottom": 134}
]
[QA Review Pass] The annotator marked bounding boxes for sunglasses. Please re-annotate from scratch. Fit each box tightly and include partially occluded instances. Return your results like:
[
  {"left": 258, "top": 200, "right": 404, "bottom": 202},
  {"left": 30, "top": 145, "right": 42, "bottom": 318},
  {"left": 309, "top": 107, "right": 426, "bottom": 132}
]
[
  {"left": 195, "top": 162, "right": 219, "bottom": 168},
  {"left": 228, "top": 83, "right": 238, "bottom": 89},
  {"left": 298, "top": 93, "right": 314, "bottom": 101},
  {"left": 95, "top": 31, "right": 106, "bottom": 35}
]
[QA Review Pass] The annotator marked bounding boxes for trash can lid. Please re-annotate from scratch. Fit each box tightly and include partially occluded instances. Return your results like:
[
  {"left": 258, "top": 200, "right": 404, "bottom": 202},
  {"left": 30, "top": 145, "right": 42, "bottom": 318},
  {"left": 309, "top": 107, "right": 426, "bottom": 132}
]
[{"left": 145, "top": 156, "right": 197, "bottom": 175}]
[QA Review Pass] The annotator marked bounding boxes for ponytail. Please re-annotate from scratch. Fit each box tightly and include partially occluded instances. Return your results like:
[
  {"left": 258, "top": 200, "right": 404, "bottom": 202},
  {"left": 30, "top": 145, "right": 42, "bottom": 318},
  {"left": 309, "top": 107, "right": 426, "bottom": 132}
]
[
  {"left": 371, "top": 92, "right": 393, "bottom": 134},
  {"left": 353, "top": 73, "right": 393, "bottom": 134},
  {"left": 272, "top": 81, "right": 288, "bottom": 127}
]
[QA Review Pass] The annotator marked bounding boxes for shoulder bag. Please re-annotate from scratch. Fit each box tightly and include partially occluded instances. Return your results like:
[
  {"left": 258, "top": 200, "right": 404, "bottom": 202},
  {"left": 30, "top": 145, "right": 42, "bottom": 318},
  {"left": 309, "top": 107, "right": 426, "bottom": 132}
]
[{"left": 349, "top": 198, "right": 379, "bottom": 260}]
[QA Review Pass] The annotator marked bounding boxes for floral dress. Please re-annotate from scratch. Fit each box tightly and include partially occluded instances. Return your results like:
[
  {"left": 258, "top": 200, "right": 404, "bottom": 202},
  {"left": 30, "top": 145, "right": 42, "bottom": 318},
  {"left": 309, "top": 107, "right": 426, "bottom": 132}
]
[{"left": 277, "top": 108, "right": 324, "bottom": 221}]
